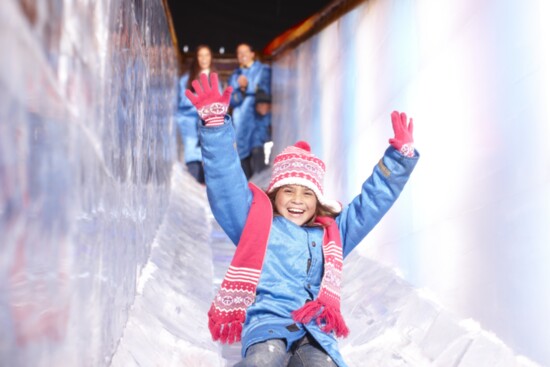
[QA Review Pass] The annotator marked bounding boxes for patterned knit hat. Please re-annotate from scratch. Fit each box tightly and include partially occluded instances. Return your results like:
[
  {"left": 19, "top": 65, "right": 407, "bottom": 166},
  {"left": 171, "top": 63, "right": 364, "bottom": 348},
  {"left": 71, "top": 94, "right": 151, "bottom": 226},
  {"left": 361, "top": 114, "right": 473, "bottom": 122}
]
[{"left": 267, "top": 141, "right": 342, "bottom": 213}]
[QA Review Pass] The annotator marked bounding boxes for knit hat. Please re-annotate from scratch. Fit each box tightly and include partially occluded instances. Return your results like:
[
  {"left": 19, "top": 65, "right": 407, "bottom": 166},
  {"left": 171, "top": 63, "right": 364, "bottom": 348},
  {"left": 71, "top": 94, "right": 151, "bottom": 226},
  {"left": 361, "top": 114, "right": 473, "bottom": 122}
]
[{"left": 267, "top": 141, "right": 342, "bottom": 213}]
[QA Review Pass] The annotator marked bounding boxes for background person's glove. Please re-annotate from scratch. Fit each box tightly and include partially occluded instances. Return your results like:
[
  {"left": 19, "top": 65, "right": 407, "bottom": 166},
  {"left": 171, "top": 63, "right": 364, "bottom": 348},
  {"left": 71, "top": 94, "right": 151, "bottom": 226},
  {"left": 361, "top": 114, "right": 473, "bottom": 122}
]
[
  {"left": 389, "top": 111, "right": 414, "bottom": 157},
  {"left": 185, "top": 73, "right": 233, "bottom": 126}
]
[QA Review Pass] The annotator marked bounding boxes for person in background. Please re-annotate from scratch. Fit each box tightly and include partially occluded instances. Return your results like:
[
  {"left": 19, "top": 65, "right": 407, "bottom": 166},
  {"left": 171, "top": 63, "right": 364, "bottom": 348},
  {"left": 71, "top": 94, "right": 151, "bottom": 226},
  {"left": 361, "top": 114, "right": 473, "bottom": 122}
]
[
  {"left": 185, "top": 72, "right": 419, "bottom": 367},
  {"left": 227, "top": 43, "right": 271, "bottom": 180},
  {"left": 175, "top": 44, "right": 220, "bottom": 184},
  {"left": 250, "top": 87, "right": 272, "bottom": 173}
]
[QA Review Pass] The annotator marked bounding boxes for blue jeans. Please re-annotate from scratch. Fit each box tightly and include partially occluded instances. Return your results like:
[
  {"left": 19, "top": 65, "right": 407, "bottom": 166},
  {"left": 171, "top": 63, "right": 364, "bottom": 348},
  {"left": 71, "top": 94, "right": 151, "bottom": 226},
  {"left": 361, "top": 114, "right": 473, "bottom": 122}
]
[{"left": 234, "top": 335, "right": 338, "bottom": 367}]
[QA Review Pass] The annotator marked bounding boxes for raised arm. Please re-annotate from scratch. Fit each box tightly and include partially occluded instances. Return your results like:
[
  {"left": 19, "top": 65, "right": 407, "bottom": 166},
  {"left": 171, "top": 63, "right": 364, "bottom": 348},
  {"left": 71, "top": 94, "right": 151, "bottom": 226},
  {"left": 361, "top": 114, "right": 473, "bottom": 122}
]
[
  {"left": 185, "top": 73, "right": 252, "bottom": 244},
  {"left": 337, "top": 111, "right": 419, "bottom": 257}
]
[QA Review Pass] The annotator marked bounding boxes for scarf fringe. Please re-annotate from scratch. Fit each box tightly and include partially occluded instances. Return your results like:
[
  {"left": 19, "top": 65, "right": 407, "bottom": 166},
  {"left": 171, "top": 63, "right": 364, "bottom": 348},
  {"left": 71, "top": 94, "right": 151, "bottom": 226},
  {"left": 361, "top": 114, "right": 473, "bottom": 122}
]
[
  {"left": 292, "top": 299, "right": 349, "bottom": 338},
  {"left": 208, "top": 306, "right": 244, "bottom": 344}
]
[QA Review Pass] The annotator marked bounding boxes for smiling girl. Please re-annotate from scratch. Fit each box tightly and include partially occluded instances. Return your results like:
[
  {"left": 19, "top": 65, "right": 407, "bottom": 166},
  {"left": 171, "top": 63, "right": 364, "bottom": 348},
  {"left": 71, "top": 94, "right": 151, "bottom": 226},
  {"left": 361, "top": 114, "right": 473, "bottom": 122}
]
[{"left": 185, "top": 73, "right": 419, "bottom": 367}]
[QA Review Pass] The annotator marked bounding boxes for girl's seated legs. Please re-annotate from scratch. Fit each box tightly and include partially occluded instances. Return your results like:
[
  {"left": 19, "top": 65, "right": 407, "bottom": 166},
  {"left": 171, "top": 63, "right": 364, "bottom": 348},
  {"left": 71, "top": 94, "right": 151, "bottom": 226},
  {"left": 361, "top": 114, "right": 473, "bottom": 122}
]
[
  {"left": 234, "top": 334, "right": 337, "bottom": 367},
  {"left": 288, "top": 341, "right": 337, "bottom": 367},
  {"left": 234, "top": 339, "right": 290, "bottom": 367}
]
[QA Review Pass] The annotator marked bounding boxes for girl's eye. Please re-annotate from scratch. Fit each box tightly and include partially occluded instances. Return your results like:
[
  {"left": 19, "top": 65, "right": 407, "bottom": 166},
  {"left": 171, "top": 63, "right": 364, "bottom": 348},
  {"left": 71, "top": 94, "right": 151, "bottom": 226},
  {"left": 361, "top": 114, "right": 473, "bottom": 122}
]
[{"left": 304, "top": 191, "right": 313, "bottom": 196}]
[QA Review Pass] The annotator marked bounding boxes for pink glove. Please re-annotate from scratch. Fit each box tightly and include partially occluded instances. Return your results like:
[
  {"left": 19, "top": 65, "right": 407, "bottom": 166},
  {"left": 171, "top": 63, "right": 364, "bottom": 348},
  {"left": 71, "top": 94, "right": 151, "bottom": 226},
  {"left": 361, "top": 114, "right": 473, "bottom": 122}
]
[
  {"left": 185, "top": 72, "right": 233, "bottom": 126},
  {"left": 389, "top": 110, "right": 414, "bottom": 157}
]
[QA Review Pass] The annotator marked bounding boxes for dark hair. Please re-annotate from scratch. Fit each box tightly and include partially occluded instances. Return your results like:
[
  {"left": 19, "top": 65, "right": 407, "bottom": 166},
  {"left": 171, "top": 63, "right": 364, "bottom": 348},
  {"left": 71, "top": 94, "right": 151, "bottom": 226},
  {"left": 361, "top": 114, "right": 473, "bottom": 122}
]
[
  {"left": 185, "top": 45, "right": 217, "bottom": 90},
  {"left": 236, "top": 43, "right": 254, "bottom": 52},
  {"left": 266, "top": 186, "right": 339, "bottom": 225}
]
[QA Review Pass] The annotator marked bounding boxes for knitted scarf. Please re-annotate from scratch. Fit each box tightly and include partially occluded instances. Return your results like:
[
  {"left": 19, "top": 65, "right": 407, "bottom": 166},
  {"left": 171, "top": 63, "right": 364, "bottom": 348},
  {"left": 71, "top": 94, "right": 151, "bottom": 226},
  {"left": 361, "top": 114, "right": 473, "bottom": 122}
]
[{"left": 207, "top": 183, "right": 349, "bottom": 344}]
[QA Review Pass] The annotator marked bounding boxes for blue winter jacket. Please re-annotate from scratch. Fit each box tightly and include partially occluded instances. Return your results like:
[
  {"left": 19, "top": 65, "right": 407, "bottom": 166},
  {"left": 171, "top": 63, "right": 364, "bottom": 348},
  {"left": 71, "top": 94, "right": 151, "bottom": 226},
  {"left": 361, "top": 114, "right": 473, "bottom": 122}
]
[
  {"left": 175, "top": 73, "right": 202, "bottom": 164},
  {"left": 252, "top": 111, "right": 271, "bottom": 148},
  {"left": 228, "top": 61, "right": 271, "bottom": 159},
  {"left": 199, "top": 116, "right": 419, "bottom": 367}
]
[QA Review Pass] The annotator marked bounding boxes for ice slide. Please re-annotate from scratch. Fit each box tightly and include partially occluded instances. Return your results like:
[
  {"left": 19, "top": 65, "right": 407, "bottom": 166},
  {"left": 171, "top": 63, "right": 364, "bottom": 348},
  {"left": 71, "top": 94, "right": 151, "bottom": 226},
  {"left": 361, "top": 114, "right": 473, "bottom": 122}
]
[
  {"left": 110, "top": 166, "right": 541, "bottom": 366},
  {"left": 0, "top": 0, "right": 546, "bottom": 366}
]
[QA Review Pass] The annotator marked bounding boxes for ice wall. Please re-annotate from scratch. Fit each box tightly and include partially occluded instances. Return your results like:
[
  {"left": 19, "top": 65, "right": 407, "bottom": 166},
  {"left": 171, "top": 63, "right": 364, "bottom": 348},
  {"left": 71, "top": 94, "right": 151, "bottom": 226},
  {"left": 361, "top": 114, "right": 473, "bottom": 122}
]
[
  {"left": 0, "top": 0, "right": 178, "bottom": 366},
  {"left": 270, "top": 0, "right": 550, "bottom": 365},
  {"left": 110, "top": 165, "right": 225, "bottom": 367}
]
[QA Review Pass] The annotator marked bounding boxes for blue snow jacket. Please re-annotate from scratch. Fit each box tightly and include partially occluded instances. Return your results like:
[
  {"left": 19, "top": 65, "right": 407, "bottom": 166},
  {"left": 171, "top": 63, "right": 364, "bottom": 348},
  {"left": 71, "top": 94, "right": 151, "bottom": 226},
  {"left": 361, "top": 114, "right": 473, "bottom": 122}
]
[
  {"left": 252, "top": 65, "right": 272, "bottom": 147},
  {"left": 228, "top": 61, "right": 271, "bottom": 159},
  {"left": 252, "top": 111, "right": 271, "bottom": 148},
  {"left": 176, "top": 73, "right": 202, "bottom": 164},
  {"left": 199, "top": 116, "right": 419, "bottom": 367}
]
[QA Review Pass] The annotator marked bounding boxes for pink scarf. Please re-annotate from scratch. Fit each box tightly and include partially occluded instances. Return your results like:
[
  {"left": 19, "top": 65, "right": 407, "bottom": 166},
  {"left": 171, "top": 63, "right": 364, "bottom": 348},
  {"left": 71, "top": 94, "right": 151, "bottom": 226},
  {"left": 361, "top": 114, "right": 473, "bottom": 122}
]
[{"left": 207, "top": 183, "right": 349, "bottom": 344}]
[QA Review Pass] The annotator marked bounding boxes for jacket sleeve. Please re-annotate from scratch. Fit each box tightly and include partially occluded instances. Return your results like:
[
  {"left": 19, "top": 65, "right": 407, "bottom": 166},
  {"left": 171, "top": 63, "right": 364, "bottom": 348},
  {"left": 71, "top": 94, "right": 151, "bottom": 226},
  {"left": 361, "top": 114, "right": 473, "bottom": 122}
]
[
  {"left": 337, "top": 146, "right": 419, "bottom": 258},
  {"left": 257, "top": 65, "right": 272, "bottom": 94},
  {"left": 199, "top": 115, "right": 253, "bottom": 245},
  {"left": 230, "top": 88, "right": 246, "bottom": 108},
  {"left": 228, "top": 70, "right": 246, "bottom": 108},
  {"left": 175, "top": 74, "right": 197, "bottom": 123}
]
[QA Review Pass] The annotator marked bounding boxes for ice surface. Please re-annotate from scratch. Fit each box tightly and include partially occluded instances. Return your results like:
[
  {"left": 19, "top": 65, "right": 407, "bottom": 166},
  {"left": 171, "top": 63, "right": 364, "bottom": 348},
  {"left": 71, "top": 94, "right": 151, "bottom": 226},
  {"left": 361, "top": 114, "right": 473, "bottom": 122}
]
[
  {"left": 111, "top": 166, "right": 224, "bottom": 367},
  {"left": 1, "top": 0, "right": 177, "bottom": 365}
]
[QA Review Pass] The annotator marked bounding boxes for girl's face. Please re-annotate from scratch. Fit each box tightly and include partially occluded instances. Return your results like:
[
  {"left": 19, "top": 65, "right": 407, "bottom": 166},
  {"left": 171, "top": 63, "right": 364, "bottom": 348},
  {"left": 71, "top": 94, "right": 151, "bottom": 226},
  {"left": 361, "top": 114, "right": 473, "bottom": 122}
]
[
  {"left": 197, "top": 47, "right": 212, "bottom": 71},
  {"left": 274, "top": 185, "right": 318, "bottom": 226}
]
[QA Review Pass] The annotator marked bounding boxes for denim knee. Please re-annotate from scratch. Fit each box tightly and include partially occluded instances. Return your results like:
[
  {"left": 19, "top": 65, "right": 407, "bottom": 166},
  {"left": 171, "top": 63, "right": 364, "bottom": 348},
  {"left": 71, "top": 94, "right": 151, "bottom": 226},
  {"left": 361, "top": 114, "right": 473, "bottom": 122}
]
[
  {"left": 234, "top": 339, "right": 290, "bottom": 367},
  {"left": 288, "top": 342, "right": 337, "bottom": 367}
]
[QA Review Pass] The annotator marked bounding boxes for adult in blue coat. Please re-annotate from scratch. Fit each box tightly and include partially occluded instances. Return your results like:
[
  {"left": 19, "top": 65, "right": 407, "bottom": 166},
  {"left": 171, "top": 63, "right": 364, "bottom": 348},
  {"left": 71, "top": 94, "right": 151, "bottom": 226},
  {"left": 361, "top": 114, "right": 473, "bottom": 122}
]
[
  {"left": 186, "top": 73, "right": 419, "bottom": 367},
  {"left": 252, "top": 64, "right": 272, "bottom": 152},
  {"left": 175, "top": 45, "right": 220, "bottom": 183},
  {"left": 249, "top": 87, "right": 272, "bottom": 173},
  {"left": 228, "top": 43, "right": 271, "bottom": 179}
]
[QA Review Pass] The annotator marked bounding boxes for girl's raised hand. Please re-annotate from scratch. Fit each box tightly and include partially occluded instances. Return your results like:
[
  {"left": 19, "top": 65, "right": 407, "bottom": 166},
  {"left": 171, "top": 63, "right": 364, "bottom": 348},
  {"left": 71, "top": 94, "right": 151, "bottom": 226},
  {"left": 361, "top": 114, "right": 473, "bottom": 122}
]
[
  {"left": 388, "top": 111, "right": 414, "bottom": 157},
  {"left": 185, "top": 73, "right": 233, "bottom": 126}
]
